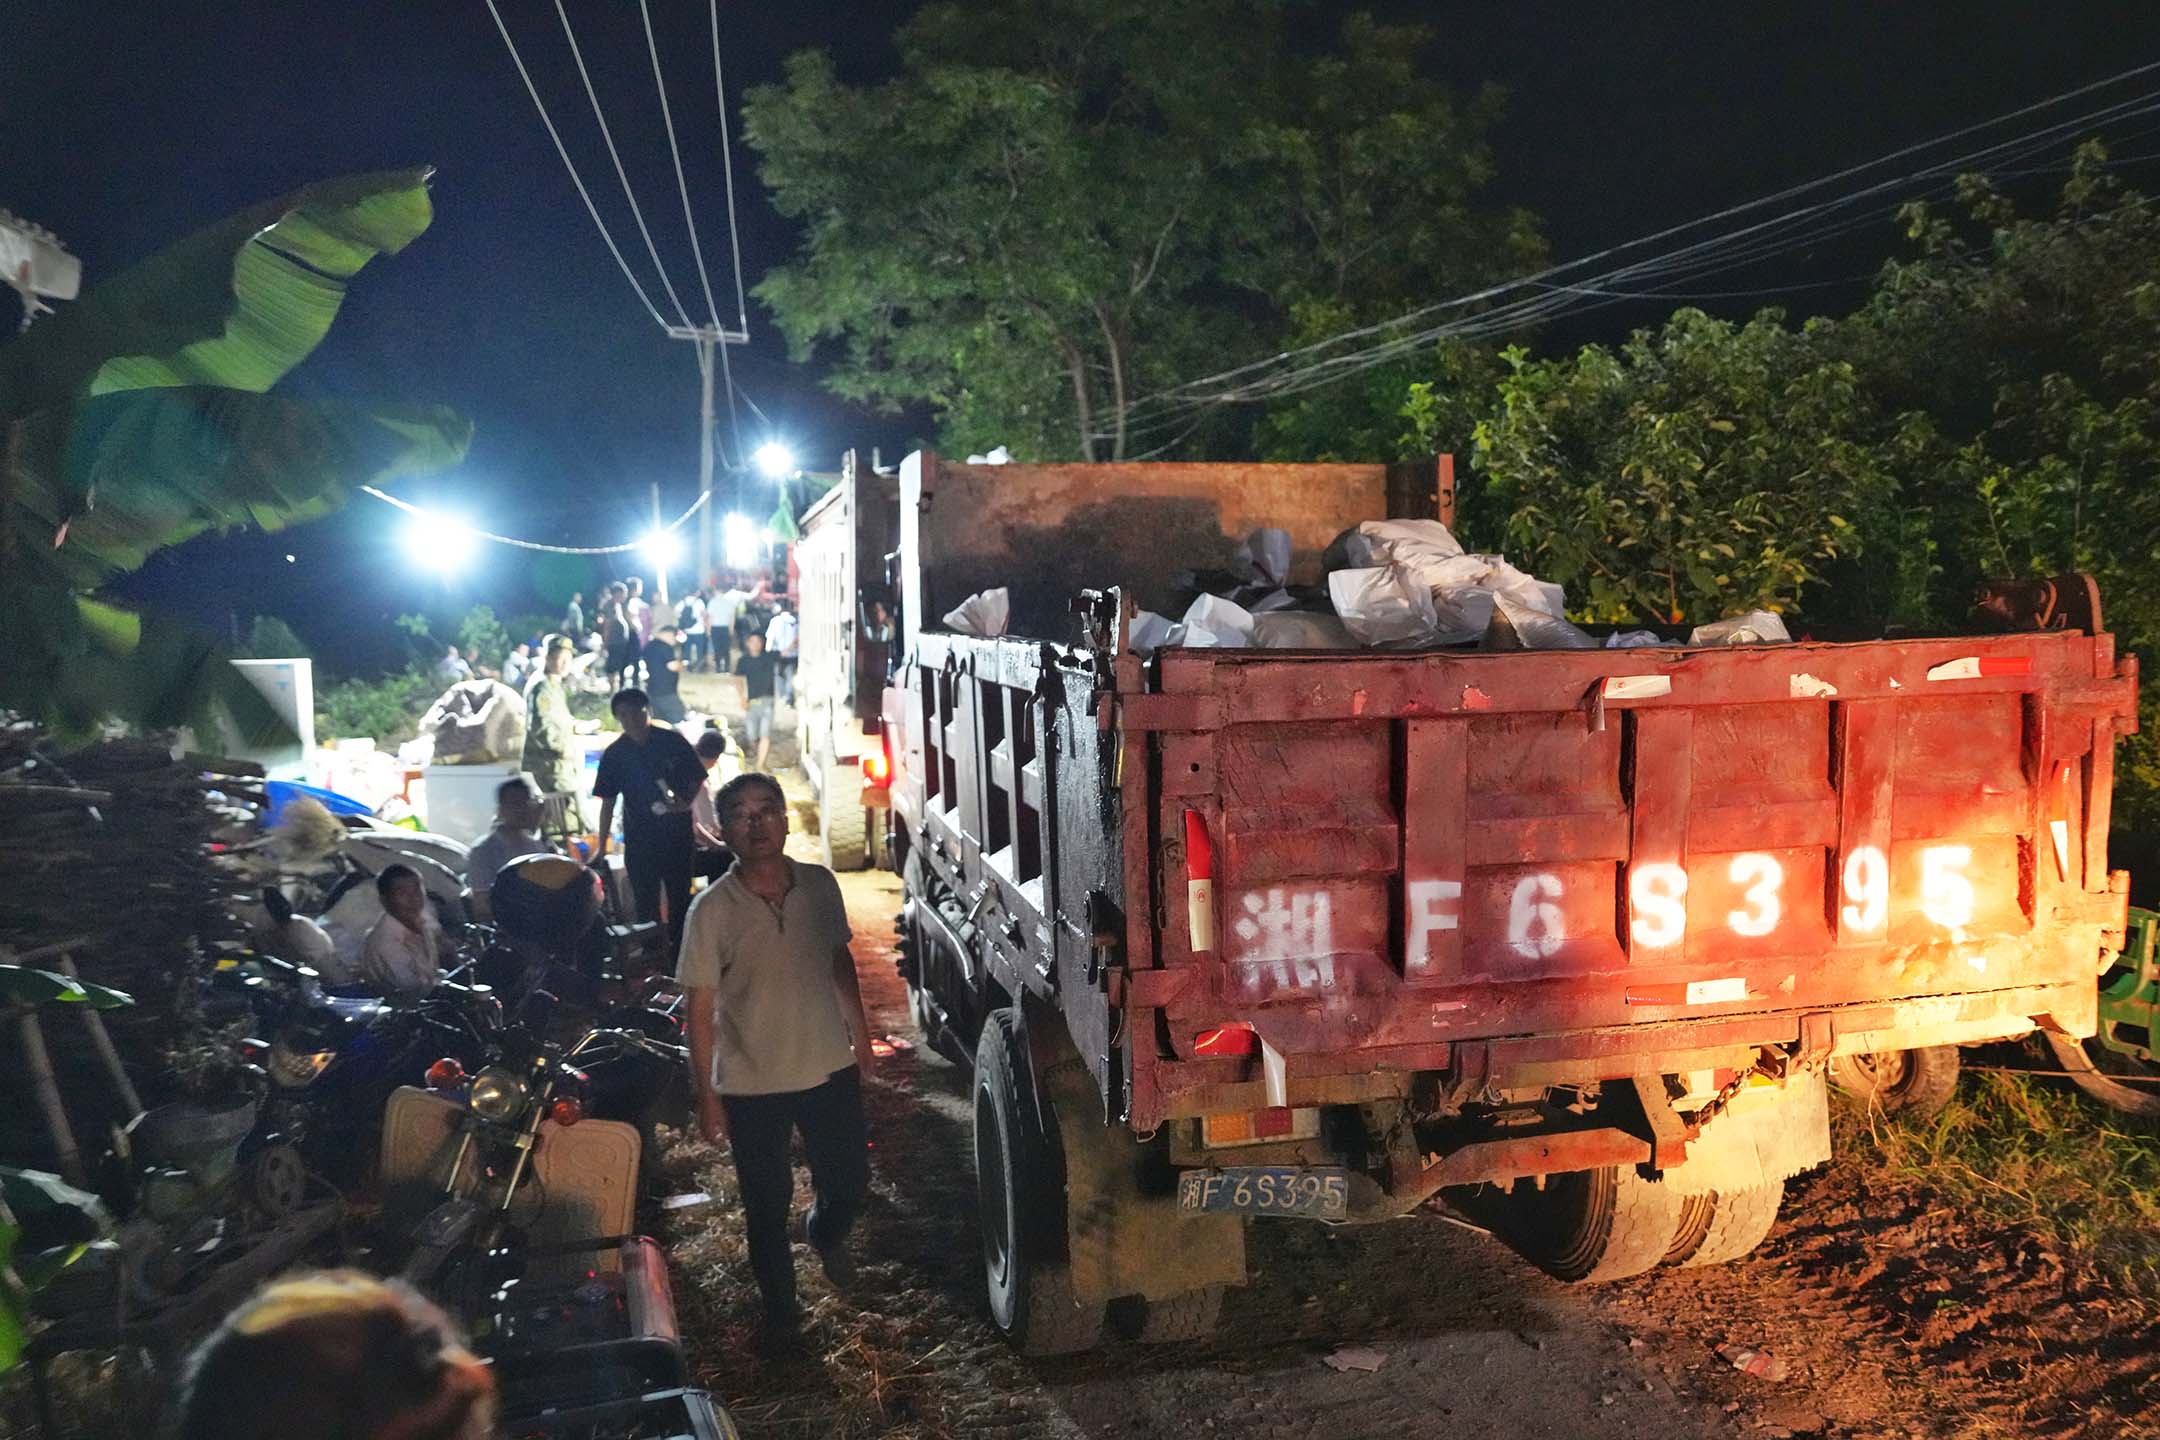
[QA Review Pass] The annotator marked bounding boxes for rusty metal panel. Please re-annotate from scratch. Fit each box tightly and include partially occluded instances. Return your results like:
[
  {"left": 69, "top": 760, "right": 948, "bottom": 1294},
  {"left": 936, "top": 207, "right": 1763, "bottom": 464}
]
[{"left": 908, "top": 452, "right": 1395, "bottom": 639}]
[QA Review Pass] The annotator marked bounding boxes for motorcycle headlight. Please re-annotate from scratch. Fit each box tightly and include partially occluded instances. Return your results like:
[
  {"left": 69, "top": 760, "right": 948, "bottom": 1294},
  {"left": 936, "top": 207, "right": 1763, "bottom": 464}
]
[
  {"left": 267, "top": 1040, "right": 334, "bottom": 1089},
  {"left": 469, "top": 1066, "right": 526, "bottom": 1123}
]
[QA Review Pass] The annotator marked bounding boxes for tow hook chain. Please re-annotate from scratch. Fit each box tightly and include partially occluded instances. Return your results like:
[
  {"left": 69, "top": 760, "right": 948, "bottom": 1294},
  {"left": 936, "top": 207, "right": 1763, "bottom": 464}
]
[{"left": 1687, "top": 1059, "right": 1766, "bottom": 1133}]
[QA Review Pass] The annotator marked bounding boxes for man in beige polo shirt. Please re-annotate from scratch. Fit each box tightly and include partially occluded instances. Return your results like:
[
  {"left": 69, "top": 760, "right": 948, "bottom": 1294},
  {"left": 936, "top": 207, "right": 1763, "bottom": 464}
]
[{"left": 677, "top": 772, "right": 874, "bottom": 1341}]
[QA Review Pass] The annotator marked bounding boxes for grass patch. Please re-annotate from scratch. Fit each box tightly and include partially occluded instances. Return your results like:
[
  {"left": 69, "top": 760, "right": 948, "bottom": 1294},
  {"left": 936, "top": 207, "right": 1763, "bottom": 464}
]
[{"left": 1833, "top": 1066, "right": 2160, "bottom": 1308}]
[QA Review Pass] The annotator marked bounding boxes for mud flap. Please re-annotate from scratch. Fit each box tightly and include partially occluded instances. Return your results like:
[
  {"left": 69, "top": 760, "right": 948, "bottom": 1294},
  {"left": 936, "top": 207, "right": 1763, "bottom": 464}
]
[
  {"left": 1660, "top": 1070, "right": 1831, "bottom": 1197},
  {"left": 1041, "top": 1058, "right": 1246, "bottom": 1306}
]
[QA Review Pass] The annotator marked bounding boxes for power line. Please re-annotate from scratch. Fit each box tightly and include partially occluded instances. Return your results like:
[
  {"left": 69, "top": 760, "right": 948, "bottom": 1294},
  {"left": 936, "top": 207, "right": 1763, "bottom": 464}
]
[
  {"left": 482, "top": 0, "right": 670, "bottom": 330},
  {"left": 1107, "top": 59, "right": 2160, "bottom": 435},
  {"left": 710, "top": 0, "right": 753, "bottom": 335},
  {"left": 639, "top": 0, "right": 723, "bottom": 328},
  {"left": 360, "top": 485, "right": 712, "bottom": 556},
  {"left": 554, "top": 0, "right": 695, "bottom": 329}
]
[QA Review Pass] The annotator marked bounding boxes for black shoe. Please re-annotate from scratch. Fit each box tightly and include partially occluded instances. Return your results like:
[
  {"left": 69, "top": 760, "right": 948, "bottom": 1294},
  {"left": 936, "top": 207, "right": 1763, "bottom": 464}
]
[
  {"left": 799, "top": 1213, "right": 858, "bottom": 1289},
  {"left": 757, "top": 1300, "right": 802, "bottom": 1355}
]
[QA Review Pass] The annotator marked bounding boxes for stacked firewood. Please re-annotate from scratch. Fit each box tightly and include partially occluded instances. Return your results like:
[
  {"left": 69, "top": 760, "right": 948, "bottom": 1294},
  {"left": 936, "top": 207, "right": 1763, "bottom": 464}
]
[{"left": 0, "top": 724, "right": 253, "bottom": 1167}]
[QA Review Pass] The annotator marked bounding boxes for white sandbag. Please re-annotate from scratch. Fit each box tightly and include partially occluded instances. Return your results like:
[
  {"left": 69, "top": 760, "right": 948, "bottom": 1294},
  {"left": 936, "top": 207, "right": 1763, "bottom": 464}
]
[
  {"left": 1358, "top": 518, "right": 1466, "bottom": 570},
  {"left": 943, "top": 587, "right": 1012, "bottom": 637},
  {"left": 1491, "top": 590, "right": 1598, "bottom": 649},
  {"left": 1180, "top": 593, "right": 1258, "bottom": 648},
  {"left": 1328, "top": 566, "right": 1439, "bottom": 647},
  {"left": 965, "top": 445, "right": 1012, "bottom": 464},
  {"left": 1128, "top": 610, "right": 1185, "bottom": 655},
  {"left": 1232, "top": 528, "right": 1293, "bottom": 589},
  {"left": 1244, "top": 587, "right": 1302, "bottom": 614},
  {"left": 421, "top": 679, "right": 526, "bottom": 765},
  {"left": 1253, "top": 610, "right": 1358, "bottom": 649},
  {"left": 1605, "top": 630, "right": 1668, "bottom": 649},
  {"left": 1689, "top": 609, "right": 1791, "bottom": 646}
]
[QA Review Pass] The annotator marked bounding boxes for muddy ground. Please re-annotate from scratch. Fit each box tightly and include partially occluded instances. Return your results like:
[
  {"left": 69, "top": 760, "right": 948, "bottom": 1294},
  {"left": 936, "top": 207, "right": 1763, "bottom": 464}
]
[{"left": 658, "top": 867, "right": 2160, "bottom": 1440}]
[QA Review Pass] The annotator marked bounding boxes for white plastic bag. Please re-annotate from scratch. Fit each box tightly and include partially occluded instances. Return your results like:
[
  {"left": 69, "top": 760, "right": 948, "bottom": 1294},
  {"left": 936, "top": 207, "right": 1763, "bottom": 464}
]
[
  {"left": 1253, "top": 610, "right": 1358, "bottom": 649},
  {"left": 1689, "top": 609, "right": 1791, "bottom": 646},
  {"left": 943, "top": 587, "right": 1011, "bottom": 637},
  {"left": 421, "top": 680, "right": 526, "bottom": 765},
  {"left": 1358, "top": 518, "right": 1466, "bottom": 572},
  {"left": 1179, "top": 593, "right": 1257, "bottom": 648},
  {"left": 1328, "top": 567, "right": 1440, "bottom": 647},
  {"left": 1232, "top": 528, "right": 1293, "bottom": 589},
  {"left": 1490, "top": 590, "right": 1597, "bottom": 649},
  {"left": 1127, "top": 610, "right": 1185, "bottom": 655},
  {"left": 1605, "top": 630, "right": 1668, "bottom": 649}
]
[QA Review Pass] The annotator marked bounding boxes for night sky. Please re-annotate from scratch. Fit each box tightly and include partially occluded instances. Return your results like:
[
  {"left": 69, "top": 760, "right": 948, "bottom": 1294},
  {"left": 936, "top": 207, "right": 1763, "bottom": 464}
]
[{"left": 7, "top": 1, "right": 2160, "bottom": 673}]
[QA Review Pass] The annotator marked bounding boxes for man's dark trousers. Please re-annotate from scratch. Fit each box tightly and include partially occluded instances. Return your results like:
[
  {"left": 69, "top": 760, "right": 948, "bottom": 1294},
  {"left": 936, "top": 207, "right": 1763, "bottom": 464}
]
[
  {"left": 721, "top": 1067, "right": 870, "bottom": 1317},
  {"left": 626, "top": 840, "right": 694, "bottom": 960}
]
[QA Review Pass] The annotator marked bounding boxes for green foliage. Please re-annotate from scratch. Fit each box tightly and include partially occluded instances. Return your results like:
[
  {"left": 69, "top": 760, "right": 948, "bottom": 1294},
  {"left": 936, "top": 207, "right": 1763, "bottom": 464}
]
[
  {"left": 454, "top": 604, "right": 510, "bottom": 667},
  {"left": 744, "top": 2, "right": 1540, "bottom": 460},
  {"left": 314, "top": 668, "right": 435, "bottom": 745},
  {"left": 0, "top": 170, "right": 468, "bottom": 744},
  {"left": 1833, "top": 1071, "right": 2160, "bottom": 1309},
  {"left": 237, "top": 614, "right": 309, "bottom": 659},
  {"left": 1463, "top": 312, "right": 1904, "bottom": 625},
  {"left": 1, "top": 1167, "right": 113, "bottom": 1372}
]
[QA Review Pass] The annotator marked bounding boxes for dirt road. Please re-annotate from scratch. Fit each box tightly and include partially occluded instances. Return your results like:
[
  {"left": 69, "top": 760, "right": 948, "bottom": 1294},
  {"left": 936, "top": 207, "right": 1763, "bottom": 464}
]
[{"left": 659, "top": 866, "right": 2157, "bottom": 1440}]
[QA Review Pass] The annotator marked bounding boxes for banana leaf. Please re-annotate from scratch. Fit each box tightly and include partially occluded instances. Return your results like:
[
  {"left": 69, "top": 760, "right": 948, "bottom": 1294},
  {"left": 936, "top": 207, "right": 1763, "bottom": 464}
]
[
  {"left": 0, "top": 966, "right": 132, "bottom": 1009},
  {"left": 0, "top": 1168, "right": 113, "bottom": 1373},
  {"left": 8, "top": 386, "right": 472, "bottom": 589},
  {"left": 0, "top": 168, "right": 436, "bottom": 424}
]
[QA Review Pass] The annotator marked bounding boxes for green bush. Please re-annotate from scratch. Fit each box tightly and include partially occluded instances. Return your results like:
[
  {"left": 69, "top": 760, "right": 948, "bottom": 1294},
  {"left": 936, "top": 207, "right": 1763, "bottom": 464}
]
[
  {"left": 315, "top": 669, "right": 436, "bottom": 745},
  {"left": 237, "top": 614, "right": 310, "bottom": 659}
]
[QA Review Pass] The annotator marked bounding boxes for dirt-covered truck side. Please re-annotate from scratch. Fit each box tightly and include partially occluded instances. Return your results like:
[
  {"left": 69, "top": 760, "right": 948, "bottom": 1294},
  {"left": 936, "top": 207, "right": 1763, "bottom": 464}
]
[
  {"left": 881, "top": 451, "right": 2137, "bottom": 1354},
  {"left": 794, "top": 451, "right": 899, "bottom": 868}
]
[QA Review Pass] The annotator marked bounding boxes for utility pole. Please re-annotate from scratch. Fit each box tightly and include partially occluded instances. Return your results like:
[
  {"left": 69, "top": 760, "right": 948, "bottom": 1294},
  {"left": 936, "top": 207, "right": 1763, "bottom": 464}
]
[
  {"left": 650, "top": 481, "right": 669, "bottom": 608},
  {"left": 664, "top": 320, "right": 747, "bottom": 585}
]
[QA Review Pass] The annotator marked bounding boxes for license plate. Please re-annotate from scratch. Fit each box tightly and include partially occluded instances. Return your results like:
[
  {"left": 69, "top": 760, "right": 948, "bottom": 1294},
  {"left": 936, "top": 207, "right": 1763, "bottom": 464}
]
[{"left": 1177, "top": 1167, "right": 1349, "bottom": 1220}]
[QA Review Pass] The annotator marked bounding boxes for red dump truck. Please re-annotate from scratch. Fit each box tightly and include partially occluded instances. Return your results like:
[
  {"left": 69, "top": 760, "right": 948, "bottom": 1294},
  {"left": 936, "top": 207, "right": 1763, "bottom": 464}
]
[{"left": 879, "top": 451, "right": 2136, "bottom": 1353}]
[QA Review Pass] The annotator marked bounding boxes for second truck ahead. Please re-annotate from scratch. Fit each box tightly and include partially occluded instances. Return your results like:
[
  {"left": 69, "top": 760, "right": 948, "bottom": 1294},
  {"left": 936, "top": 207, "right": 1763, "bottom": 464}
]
[{"left": 824, "top": 450, "right": 2137, "bottom": 1353}]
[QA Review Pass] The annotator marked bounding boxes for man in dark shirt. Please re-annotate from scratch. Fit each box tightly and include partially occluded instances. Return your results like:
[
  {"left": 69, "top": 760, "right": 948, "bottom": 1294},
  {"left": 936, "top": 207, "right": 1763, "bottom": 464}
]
[
  {"left": 736, "top": 632, "right": 779, "bottom": 773},
  {"left": 593, "top": 688, "right": 707, "bottom": 956},
  {"left": 644, "top": 624, "right": 687, "bottom": 724}
]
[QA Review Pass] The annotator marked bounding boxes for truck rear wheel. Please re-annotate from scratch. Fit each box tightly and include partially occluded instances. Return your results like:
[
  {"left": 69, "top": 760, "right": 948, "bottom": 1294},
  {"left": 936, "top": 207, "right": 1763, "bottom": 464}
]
[
  {"left": 820, "top": 762, "right": 868, "bottom": 870},
  {"left": 1671, "top": 1180, "right": 1785, "bottom": 1268},
  {"left": 1109, "top": 1285, "right": 1225, "bottom": 1344},
  {"left": 1828, "top": 1046, "right": 1960, "bottom": 1117},
  {"left": 1500, "top": 1165, "right": 1679, "bottom": 1284},
  {"left": 974, "top": 1010, "right": 1103, "bottom": 1354}
]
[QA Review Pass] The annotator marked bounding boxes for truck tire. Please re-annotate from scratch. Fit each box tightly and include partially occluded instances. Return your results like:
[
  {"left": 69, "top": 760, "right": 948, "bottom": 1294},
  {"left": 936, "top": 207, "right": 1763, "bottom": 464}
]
[
  {"left": 1828, "top": 1046, "right": 1961, "bottom": 1118},
  {"left": 1673, "top": 1180, "right": 1785, "bottom": 1269},
  {"left": 974, "top": 1010, "right": 1104, "bottom": 1354},
  {"left": 1499, "top": 1165, "right": 1680, "bottom": 1284},
  {"left": 820, "top": 762, "right": 868, "bottom": 870},
  {"left": 1109, "top": 1285, "right": 1225, "bottom": 1345}
]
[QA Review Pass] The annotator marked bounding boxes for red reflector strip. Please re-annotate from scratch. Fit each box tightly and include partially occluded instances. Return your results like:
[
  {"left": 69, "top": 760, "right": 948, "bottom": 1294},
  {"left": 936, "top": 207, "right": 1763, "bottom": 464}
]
[
  {"left": 1253, "top": 1106, "right": 1295, "bottom": 1138},
  {"left": 1927, "top": 655, "right": 2030, "bottom": 681},
  {"left": 1624, "top": 984, "right": 1687, "bottom": 1007},
  {"left": 1184, "top": 809, "right": 1215, "bottom": 952},
  {"left": 1194, "top": 1024, "right": 1256, "bottom": 1056}
]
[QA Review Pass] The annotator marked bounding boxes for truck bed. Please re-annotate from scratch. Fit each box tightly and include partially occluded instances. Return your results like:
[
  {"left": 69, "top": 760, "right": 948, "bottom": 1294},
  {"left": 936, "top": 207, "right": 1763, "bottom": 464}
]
[{"left": 895, "top": 596, "right": 2135, "bottom": 1133}]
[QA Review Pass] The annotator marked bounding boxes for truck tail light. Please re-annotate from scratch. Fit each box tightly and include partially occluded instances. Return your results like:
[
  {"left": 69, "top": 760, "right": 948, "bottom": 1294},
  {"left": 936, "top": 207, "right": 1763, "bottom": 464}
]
[
  {"left": 1184, "top": 809, "right": 1215, "bottom": 952},
  {"left": 861, "top": 735, "right": 893, "bottom": 789},
  {"left": 1193, "top": 1023, "right": 1256, "bottom": 1057},
  {"left": 1202, "top": 1106, "right": 1319, "bottom": 1147}
]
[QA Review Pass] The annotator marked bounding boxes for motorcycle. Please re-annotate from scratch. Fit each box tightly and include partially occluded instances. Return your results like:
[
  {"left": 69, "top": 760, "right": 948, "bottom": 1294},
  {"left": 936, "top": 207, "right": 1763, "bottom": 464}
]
[
  {"left": 394, "top": 994, "right": 685, "bottom": 1293},
  {"left": 251, "top": 951, "right": 507, "bottom": 1191}
]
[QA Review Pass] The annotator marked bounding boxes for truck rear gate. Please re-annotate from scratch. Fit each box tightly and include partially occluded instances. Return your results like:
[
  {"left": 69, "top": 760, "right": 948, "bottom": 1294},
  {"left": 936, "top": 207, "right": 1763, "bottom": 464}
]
[{"left": 1129, "top": 622, "right": 2132, "bottom": 1131}]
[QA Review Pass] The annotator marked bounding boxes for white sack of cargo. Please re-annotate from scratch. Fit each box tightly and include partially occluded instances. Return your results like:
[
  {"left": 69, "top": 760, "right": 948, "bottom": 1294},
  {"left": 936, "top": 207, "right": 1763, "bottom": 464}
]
[
  {"left": 1180, "top": 593, "right": 1258, "bottom": 648},
  {"left": 421, "top": 679, "right": 526, "bottom": 765},
  {"left": 1128, "top": 611, "right": 1185, "bottom": 655},
  {"left": 1328, "top": 565, "right": 1440, "bottom": 647},
  {"left": 1253, "top": 609, "right": 1358, "bottom": 649},
  {"left": 1232, "top": 527, "right": 1293, "bottom": 589},
  {"left": 944, "top": 587, "right": 1012, "bottom": 637},
  {"left": 1689, "top": 609, "right": 1791, "bottom": 645}
]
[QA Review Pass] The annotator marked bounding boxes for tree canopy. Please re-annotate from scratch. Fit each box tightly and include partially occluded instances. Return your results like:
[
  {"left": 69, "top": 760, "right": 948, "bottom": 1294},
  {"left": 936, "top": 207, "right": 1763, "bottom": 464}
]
[{"left": 744, "top": 0, "right": 1541, "bottom": 461}]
